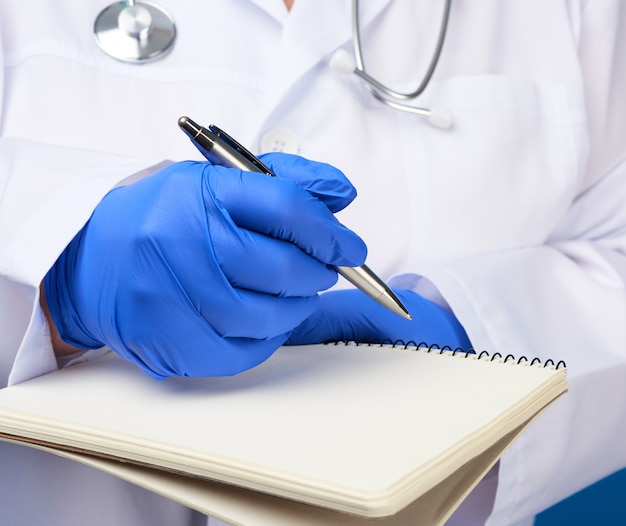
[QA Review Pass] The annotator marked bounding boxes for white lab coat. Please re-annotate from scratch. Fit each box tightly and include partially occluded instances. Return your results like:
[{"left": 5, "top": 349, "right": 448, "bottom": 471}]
[{"left": 1, "top": 1, "right": 625, "bottom": 525}]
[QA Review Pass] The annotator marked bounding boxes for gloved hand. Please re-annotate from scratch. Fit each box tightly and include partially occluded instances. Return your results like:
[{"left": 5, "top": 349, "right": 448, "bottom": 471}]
[
  {"left": 44, "top": 155, "right": 367, "bottom": 379},
  {"left": 287, "top": 289, "right": 472, "bottom": 350}
]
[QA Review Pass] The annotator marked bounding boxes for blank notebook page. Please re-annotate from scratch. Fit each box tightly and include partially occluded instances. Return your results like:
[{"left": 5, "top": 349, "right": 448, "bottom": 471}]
[{"left": 0, "top": 343, "right": 566, "bottom": 516}]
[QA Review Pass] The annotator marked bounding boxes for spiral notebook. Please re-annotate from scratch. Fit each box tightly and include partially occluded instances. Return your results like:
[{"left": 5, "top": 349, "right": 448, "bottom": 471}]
[{"left": 0, "top": 343, "right": 567, "bottom": 525}]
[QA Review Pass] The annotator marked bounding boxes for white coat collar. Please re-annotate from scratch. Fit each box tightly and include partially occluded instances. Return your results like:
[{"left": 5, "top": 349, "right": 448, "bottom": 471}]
[
  {"left": 247, "top": 0, "right": 291, "bottom": 24},
  {"left": 251, "top": 0, "right": 394, "bottom": 123}
]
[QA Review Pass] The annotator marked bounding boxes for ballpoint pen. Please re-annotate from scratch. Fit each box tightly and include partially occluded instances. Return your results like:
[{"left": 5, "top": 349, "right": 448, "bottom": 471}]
[{"left": 178, "top": 116, "right": 411, "bottom": 320}]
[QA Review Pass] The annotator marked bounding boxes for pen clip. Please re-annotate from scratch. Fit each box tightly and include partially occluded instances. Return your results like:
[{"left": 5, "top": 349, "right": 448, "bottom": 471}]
[{"left": 208, "top": 125, "right": 274, "bottom": 176}]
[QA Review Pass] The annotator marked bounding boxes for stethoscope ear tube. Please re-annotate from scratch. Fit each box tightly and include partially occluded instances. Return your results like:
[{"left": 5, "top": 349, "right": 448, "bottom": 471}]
[
  {"left": 331, "top": 0, "right": 453, "bottom": 127},
  {"left": 329, "top": 49, "right": 452, "bottom": 129}
]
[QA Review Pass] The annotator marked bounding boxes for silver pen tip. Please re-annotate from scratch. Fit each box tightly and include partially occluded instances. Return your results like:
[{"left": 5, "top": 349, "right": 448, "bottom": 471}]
[
  {"left": 336, "top": 265, "right": 413, "bottom": 320},
  {"left": 381, "top": 290, "right": 412, "bottom": 320}
]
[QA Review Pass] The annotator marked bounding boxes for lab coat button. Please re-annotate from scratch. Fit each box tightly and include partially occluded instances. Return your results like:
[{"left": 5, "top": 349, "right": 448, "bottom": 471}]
[{"left": 260, "top": 129, "right": 299, "bottom": 154}]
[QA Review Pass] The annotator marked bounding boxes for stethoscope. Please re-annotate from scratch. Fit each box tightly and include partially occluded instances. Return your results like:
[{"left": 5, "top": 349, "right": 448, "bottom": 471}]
[
  {"left": 93, "top": 0, "right": 452, "bottom": 127},
  {"left": 332, "top": 0, "right": 453, "bottom": 128},
  {"left": 93, "top": 0, "right": 176, "bottom": 63}
]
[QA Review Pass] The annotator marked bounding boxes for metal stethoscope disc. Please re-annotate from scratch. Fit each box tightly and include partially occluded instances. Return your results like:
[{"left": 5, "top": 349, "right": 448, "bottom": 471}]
[{"left": 94, "top": 1, "right": 176, "bottom": 63}]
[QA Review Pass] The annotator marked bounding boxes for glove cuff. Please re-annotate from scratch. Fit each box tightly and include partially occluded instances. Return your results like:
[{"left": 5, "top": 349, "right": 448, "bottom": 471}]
[{"left": 43, "top": 232, "right": 105, "bottom": 350}]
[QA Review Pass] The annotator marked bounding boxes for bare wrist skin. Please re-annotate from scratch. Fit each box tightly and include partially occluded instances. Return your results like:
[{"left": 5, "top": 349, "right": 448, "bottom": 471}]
[{"left": 39, "top": 282, "right": 84, "bottom": 357}]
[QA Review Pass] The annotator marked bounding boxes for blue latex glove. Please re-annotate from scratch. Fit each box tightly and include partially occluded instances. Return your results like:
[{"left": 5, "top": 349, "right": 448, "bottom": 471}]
[
  {"left": 44, "top": 155, "right": 367, "bottom": 378},
  {"left": 287, "top": 289, "right": 472, "bottom": 350}
]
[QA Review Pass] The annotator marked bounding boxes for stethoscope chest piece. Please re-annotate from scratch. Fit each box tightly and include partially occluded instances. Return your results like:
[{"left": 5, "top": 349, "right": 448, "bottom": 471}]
[{"left": 94, "top": 1, "right": 176, "bottom": 63}]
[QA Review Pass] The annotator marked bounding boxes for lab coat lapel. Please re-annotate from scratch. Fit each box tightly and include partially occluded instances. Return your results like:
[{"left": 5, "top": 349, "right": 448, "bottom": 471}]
[
  {"left": 247, "top": 0, "right": 289, "bottom": 24},
  {"left": 258, "top": 0, "right": 393, "bottom": 120}
]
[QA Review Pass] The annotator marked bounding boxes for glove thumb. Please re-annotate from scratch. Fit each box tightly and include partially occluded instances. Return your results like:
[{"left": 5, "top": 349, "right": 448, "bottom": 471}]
[{"left": 287, "top": 289, "right": 471, "bottom": 350}]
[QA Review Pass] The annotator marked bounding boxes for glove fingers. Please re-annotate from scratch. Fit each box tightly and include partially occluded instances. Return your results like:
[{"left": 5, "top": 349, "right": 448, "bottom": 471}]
[
  {"left": 201, "top": 288, "right": 320, "bottom": 341},
  {"left": 212, "top": 220, "right": 338, "bottom": 296},
  {"left": 119, "top": 308, "right": 290, "bottom": 378},
  {"left": 258, "top": 152, "right": 357, "bottom": 213},
  {"left": 119, "top": 250, "right": 321, "bottom": 340},
  {"left": 206, "top": 166, "right": 367, "bottom": 268},
  {"left": 287, "top": 289, "right": 388, "bottom": 344}
]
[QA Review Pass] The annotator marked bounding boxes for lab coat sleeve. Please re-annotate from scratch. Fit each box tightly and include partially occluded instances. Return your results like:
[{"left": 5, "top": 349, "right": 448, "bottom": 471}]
[
  {"left": 427, "top": 163, "right": 626, "bottom": 526},
  {"left": 0, "top": 138, "right": 163, "bottom": 387},
  {"left": 413, "top": 3, "right": 626, "bottom": 523}
]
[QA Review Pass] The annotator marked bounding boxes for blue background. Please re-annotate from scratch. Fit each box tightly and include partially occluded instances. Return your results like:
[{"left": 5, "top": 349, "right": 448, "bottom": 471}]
[{"left": 535, "top": 468, "right": 626, "bottom": 525}]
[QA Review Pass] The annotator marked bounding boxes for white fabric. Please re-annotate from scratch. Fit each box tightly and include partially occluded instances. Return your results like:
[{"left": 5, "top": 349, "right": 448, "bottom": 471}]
[{"left": 1, "top": 0, "right": 625, "bottom": 524}]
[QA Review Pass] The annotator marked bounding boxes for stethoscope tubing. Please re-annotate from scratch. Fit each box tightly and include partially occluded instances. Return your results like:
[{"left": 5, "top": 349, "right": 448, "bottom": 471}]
[
  {"left": 351, "top": 0, "right": 452, "bottom": 102},
  {"left": 93, "top": 0, "right": 452, "bottom": 124}
]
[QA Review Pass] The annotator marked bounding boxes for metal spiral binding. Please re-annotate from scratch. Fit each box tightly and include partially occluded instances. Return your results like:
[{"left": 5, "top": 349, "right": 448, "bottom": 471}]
[{"left": 326, "top": 339, "right": 566, "bottom": 369}]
